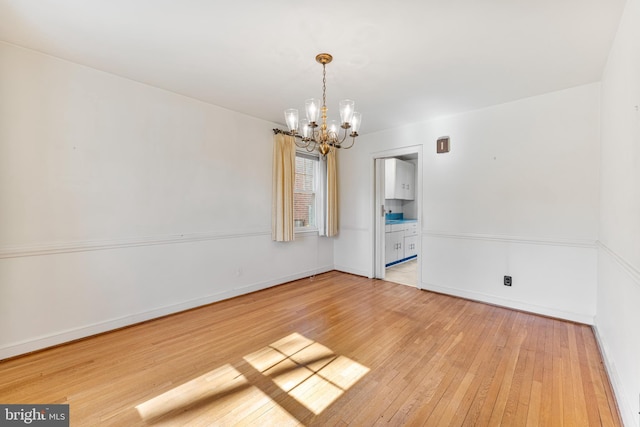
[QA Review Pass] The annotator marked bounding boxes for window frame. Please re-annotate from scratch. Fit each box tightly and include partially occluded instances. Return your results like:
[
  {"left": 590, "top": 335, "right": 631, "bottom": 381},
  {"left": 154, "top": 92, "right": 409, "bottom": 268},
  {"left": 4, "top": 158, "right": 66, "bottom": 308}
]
[{"left": 294, "top": 151, "right": 320, "bottom": 234}]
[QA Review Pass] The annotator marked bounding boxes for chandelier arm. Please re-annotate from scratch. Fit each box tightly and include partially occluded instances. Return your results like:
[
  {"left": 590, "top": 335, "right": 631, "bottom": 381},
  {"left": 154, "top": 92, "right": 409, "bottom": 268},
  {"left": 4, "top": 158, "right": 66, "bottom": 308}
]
[
  {"left": 336, "top": 128, "right": 349, "bottom": 145},
  {"left": 339, "top": 136, "right": 357, "bottom": 150},
  {"left": 294, "top": 138, "right": 311, "bottom": 149},
  {"left": 313, "top": 126, "right": 324, "bottom": 145}
]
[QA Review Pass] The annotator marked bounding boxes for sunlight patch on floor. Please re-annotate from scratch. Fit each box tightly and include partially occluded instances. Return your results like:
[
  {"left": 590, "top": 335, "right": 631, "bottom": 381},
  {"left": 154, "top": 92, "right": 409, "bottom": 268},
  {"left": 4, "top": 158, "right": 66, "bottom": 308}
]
[
  {"left": 136, "top": 364, "right": 239, "bottom": 419},
  {"left": 135, "top": 332, "right": 368, "bottom": 423},
  {"left": 244, "top": 332, "right": 370, "bottom": 415}
]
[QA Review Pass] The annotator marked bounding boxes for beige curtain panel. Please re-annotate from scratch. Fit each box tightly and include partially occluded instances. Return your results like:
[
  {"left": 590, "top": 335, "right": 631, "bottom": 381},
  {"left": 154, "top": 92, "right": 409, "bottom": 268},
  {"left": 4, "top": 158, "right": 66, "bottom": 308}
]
[
  {"left": 271, "top": 133, "right": 296, "bottom": 242},
  {"left": 326, "top": 148, "right": 338, "bottom": 237}
]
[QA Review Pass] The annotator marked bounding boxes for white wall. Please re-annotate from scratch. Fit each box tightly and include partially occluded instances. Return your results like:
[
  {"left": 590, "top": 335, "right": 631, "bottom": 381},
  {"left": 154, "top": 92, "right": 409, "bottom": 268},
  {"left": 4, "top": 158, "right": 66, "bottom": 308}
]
[
  {"left": 0, "top": 42, "right": 333, "bottom": 359},
  {"left": 336, "top": 83, "right": 601, "bottom": 324},
  {"left": 596, "top": 0, "right": 640, "bottom": 424}
]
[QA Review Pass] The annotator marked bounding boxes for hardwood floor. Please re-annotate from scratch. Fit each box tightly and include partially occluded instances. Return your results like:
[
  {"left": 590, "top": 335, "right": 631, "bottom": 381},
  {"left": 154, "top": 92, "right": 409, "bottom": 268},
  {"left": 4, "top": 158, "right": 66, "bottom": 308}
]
[{"left": 0, "top": 271, "right": 621, "bottom": 426}]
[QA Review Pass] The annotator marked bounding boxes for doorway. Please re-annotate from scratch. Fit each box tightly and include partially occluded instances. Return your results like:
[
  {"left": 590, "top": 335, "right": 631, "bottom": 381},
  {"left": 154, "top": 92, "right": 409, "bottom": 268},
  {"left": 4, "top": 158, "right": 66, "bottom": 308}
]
[
  {"left": 385, "top": 258, "right": 418, "bottom": 287},
  {"left": 373, "top": 146, "right": 422, "bottom": 288}
]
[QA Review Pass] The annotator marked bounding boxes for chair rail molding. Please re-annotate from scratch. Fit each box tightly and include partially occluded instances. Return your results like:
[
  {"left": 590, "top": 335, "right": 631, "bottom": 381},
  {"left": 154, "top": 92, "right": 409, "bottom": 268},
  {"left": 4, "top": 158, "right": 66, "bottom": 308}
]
[
  {"left": 597, "top": 240, "right": 640, "bottom": 285},
  {"left": 0, "top": 229, "right": 272, "bottom": 259},
  {"left": 424, "top": 230, "right": 597, "bottom": 249}
]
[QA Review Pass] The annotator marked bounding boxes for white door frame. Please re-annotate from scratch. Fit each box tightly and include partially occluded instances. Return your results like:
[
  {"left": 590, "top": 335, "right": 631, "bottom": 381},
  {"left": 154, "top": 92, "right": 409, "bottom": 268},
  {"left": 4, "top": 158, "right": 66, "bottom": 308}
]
[
  {"left": 371, "top": 145, "right": 423, "bottom": 288},
  {"left": 374, "top": 158, "right": 387, "bottom": 280}
]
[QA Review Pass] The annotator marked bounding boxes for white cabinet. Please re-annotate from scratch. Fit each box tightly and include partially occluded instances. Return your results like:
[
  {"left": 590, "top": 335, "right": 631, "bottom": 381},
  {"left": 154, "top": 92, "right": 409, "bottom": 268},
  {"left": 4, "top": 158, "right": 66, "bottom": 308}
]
[
  {"left": 404, "top": 222, "right": 418, "bottom": 237},
  {"left": 385, "top": 230, "right": 404, "bottom": 265},
  {"left": 385, "top": 221, "right": 418, "bottom": 266},
  {"left": 403, "top": 222, "right": 418, "bottom": 259},
  {"left": 385, "top": 158, "right": 415, "bottom": 200},
  {"left": 404, "top": 235, "right": 418, "bottom": 258}
]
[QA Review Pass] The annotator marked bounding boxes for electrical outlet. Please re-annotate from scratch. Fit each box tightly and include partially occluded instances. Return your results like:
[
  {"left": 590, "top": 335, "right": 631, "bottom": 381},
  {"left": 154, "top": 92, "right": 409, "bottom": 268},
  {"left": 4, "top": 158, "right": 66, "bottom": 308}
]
[{"left": 504, "top": 276, "right": 512, "bottom": 286}]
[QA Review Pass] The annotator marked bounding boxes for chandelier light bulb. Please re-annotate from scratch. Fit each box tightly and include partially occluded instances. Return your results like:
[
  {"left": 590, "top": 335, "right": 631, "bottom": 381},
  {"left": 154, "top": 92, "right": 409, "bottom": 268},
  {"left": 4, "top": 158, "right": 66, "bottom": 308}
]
[
  {"left": 328, "top": 120, "right": 340, "bottom": 137},
  {"left": 284, "top": 109, "right": 299, "bottom": 132},
  {"left": 300, "top": 119, "right": 311, "bottom": 139},
  {"left": 305, "top": 99, "right": 320, "bottom": 124},
  {"left": 351, "top": 112, "right": 362, "bottom": 134},
  {"left": 339, "top": 99, "right": 355, "bottom": 126}
]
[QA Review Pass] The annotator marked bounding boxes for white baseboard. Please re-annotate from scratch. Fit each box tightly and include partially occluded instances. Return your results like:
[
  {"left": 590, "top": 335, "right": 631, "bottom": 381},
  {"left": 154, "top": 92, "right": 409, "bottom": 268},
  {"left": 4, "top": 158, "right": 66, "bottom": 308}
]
[
  {"left": 421, "top": 281, "right": 595, "bottom": 325},
  {"left": 333, "top": 264, "right": 371, "bottom": 278},
  {"left": 0, "top": 265, "right": 333, "bottom": 361},
  {"left": 592, "top": 322, "right": 637, "bottom": 427}
]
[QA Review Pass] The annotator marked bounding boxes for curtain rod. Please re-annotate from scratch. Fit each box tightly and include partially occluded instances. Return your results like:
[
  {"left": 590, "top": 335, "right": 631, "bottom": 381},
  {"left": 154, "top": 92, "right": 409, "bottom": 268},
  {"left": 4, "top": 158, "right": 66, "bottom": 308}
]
[{"left": 272, "top": 128, "right": 289, "bottom": 135}]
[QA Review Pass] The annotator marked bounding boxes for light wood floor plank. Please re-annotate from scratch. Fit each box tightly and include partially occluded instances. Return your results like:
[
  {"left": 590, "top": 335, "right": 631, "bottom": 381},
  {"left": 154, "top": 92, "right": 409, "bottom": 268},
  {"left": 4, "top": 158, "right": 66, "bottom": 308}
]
[{"left": 0, "top": 271, "right": 622, "bottom": 426}]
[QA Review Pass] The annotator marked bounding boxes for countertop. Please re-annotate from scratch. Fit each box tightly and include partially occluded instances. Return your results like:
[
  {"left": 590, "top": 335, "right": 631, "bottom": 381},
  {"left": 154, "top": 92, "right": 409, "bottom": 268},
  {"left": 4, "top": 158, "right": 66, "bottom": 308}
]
[
  {"left": 385, "top": 219, "right": 417, "bottom": 225},
  {"left": 385, "top": 213, "right": 417, "bottom": 225}
]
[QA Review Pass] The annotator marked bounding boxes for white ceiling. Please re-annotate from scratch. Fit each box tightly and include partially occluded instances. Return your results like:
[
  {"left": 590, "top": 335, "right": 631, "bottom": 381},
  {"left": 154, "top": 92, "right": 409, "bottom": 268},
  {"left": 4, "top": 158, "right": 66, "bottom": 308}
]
[{"left": 0, "top": 0, "right": 626, "bottom": 134}]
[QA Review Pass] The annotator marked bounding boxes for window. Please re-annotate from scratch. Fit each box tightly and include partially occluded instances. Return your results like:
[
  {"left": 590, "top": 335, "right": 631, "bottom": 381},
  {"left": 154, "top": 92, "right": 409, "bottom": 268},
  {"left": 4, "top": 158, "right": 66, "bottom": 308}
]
[{"left": 294, "top": 152, "right": 319, "bottom": 230}]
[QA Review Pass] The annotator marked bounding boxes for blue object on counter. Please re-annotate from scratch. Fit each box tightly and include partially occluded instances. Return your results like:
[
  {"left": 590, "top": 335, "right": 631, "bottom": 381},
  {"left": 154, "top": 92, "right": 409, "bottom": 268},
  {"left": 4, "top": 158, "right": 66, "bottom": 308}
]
[
  {"left": 385, "top": 213, "right": 403, "bottom": 221},
  {"left": 385, "top": 213, "right": 417, "bottom": 225}
]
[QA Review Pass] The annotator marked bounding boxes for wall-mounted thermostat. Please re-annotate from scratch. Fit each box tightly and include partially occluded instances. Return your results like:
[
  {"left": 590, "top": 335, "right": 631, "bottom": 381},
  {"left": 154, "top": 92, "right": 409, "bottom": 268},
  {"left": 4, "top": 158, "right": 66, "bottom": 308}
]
[{"left": 437, "top": 136, "right": 450, "bottom": 153}]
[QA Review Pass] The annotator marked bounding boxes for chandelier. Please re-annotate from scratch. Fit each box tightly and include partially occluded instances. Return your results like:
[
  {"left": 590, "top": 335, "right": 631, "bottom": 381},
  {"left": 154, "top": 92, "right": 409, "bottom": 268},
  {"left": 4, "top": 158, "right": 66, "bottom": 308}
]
[{"left": 281, "top": 53, "right": 361, "bottom": 156}]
